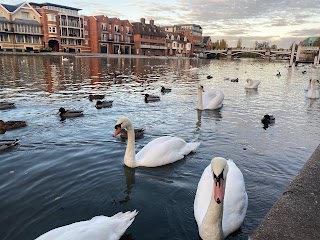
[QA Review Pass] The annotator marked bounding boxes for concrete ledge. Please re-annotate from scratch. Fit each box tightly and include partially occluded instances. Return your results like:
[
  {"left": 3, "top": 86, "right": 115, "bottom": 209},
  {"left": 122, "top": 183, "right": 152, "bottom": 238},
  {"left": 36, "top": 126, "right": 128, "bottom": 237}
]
[{"left": 250, "top": 144, "right": 320, "bottom": 239}]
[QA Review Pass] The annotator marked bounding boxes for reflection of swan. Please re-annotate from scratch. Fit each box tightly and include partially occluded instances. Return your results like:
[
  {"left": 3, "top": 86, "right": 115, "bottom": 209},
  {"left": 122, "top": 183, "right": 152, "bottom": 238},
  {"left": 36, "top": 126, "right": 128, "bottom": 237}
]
[
  {"left": 119, "top": 166, "right": 136, "bottom": 204},
  {"left": 198, "top": 85, "right": 224, "bottom": 110},
  {"left": 306, "top": 79, "right": 319, "bottom": 99},
  {"left": 196, "top": 109, "right": 222, "bottom": 129},
  {"left": 245, "top": 88, "right": 258, "bottom": 96},
  {"left": 244, "top": 78, "right": 261, "bottom": 89},
  {"left": 194, "top": 157, "right": 248, "bottom": 240},
  {"left": 304, "top": 79, "right": 312, "bottom": 91},
  {"left": 35, "top": 210, "right": 138, "bottom": 240},
  {"left": 113, "top": 117, "right": 200, "bottom": 168}
]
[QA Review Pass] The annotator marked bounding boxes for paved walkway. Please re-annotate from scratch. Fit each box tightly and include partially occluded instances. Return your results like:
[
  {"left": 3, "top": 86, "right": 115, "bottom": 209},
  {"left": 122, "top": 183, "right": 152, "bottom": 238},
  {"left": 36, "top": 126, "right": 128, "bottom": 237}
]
[{"left": 250, "top": 144, "right": 320, "bottom": 239}]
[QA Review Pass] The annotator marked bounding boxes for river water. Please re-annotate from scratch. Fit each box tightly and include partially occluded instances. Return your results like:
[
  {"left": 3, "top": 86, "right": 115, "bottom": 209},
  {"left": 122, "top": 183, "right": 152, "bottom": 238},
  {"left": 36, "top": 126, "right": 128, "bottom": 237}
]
[{"left": 0, "top": 54, "right": 319, "bottom": 240}]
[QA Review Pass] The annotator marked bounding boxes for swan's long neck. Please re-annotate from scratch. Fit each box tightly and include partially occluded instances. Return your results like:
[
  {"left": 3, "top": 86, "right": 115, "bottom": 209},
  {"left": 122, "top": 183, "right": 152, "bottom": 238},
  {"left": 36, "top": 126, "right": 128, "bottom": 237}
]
[
  {"left": 200, "top": 188, "right": 224, "bottom": 240},
  {"left": 124, "top": 125, "right": 136, "bottom": 168},
  {"left": 311, "top": 81, "right": 316, "bottom": 98},
  {"left": 198, "top": 87, "right": 203, "bottom": 110}
]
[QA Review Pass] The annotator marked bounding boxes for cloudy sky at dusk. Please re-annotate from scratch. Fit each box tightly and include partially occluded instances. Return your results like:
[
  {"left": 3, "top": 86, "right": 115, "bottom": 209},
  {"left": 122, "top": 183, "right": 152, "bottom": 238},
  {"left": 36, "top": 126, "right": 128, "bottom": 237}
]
[{"left": 4, "top": 0, "right": 320, "bottom": 48}]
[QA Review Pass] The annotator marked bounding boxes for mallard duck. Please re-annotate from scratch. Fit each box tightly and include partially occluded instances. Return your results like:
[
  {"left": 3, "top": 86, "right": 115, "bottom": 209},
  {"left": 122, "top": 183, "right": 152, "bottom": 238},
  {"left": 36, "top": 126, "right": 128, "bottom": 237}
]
[
  {"left": 0, "top": 120, "right": 27, "bottom": 130},
  {"left": 88, "top": 94, "right": 105, "bottom": 101},
  {"left": 261, "top": 114, "right": 275, "bottom": 124},
  {"left": 231, "top": 78, "right": 239, "bottom": 82},
  {"left": 144, "top": 94, "right": 160, "bottom": 102},
  {"left": 59, "top": 108, "right": 84, "bottom": 118},
  {"left": 207, "top": 75, "right": 213, "bottom": 79},
  {"left": 95, "top": 100, "right": 113, "bottom": 109},
  {"left": 120, "top": 128, "right": 144, "bottom": 139},
  {"left": 276, "top": 71, "right": 281, "bottom": 77},
  {"left": 0, "top": 102, "right": 15, "bottom": 110},
  {"left": 0, "top": 139, "right": 19, "bottom": 151},
  {"left": 161, "top": 86, "right": 171, "bottom": 93}
]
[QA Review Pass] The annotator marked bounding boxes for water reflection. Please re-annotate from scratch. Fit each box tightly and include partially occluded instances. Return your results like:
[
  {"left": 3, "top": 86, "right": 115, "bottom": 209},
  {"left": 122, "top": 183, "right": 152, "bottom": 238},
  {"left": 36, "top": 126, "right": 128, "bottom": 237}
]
[
  {"left": 118, "top": 166, "right": 136, "bottom": 205},
  {"left": 245, "top": 88, "right": 259, "bottom": 96},
  {"left": 196, "top": 108, "right": 223, "bottom": 129}
]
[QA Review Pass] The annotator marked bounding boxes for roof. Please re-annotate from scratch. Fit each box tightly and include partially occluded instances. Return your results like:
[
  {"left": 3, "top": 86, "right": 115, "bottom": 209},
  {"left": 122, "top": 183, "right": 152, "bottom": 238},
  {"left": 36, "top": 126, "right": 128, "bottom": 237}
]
[
  {"left": 29, "top": 2, "right": 81, "bottom": 11},
  {"left": 203, "top": 36, "right": 211, "bottom": 43},
  {"left": 1, "top": 3, "right": 23, "bottom": 12},
  {"left": 13, "top": 19, "right": 42, "bottom": 26},
  {"left": 132, "top": 22, "right": 166, "bottom": 37}
]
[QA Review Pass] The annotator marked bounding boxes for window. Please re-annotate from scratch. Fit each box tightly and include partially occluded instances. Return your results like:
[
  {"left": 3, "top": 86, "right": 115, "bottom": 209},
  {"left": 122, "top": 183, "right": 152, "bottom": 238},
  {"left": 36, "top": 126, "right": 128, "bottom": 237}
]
[
  {"left": 47, "top": 14, "right": 56, "bottom": 21},
  {"left": 85, "top": 39, "right": 88, "bottom": 45},
  {"left": 21, "top": 11, "right": 29, "bottom": 20},
  {"left": 84, "top": 30, "right": 88, "bottom": 35},
  {"left": 84, "top": 20, "right": 87, "bottom": 26},
  {"left": 49, "top": 26, "right": 57, "bottom": 33},
  {"left": 0, "top": 34, "right": 9, "bottom": 42}
]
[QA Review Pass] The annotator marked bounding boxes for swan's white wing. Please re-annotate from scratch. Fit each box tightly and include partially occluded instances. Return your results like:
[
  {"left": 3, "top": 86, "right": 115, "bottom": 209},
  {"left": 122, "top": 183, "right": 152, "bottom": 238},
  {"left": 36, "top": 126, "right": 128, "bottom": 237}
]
[
  {"left": 194, "top": 164, "right": 212, "bottom": 227},
  {"left": 222, "top": 160, "right": 248, "bottom": 237},
  {"left": 194, "top": 160, "right": 248, "bottom": 237},
  {"left": 203, "top": 90, "right": 224, "bottom": 109},
  {"left": 35, "top": 211, "right": 138, "bottom": 240},
  {"left": 136, "top": 136, "right": 199, "bottom": 167},
  {"left": 245, "top": 80, "right": 260, "bottom": 89}
]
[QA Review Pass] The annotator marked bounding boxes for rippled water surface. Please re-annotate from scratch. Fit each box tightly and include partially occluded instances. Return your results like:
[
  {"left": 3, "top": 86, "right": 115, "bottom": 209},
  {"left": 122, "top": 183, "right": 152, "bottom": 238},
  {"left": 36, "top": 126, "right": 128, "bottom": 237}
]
[{"left": 0, "top": 55, "right": 319, "bottom": 240}]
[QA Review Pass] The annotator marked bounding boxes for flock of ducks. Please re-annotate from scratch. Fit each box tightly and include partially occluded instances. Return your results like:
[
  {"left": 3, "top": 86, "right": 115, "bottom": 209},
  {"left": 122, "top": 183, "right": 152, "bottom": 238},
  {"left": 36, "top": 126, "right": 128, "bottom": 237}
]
[{"left": 1, "top": 69, "right": 319, "bottom": 240}]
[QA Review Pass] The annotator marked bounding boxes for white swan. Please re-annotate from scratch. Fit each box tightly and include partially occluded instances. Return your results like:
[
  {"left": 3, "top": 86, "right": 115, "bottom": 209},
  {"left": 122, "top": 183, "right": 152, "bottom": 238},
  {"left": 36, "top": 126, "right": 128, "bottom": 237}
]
[
  {"left": 304, "top": 79, "right": 312, "bottom": 91},
  {"left": 306, "top": 79, "right": 319, "bottom": 99},
  {"left": 244, "top": 78, "right": 261, "bottom": 89},
  {"left": 194, "top": 157, "right": 248, "bottom": 240},
  {"left": 35, "top": 210, "right": 138, "bottom": 240},
  {"left": 113, "top": 117, "right": 200, "bottom": 168},
  {"left": 198, "top": 85, "right": 224, "bottom": 110}
]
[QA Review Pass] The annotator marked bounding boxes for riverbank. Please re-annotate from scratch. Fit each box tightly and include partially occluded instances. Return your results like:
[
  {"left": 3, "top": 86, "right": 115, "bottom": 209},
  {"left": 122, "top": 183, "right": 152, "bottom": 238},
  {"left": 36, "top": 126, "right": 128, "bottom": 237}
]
[
  {"left": 250, "top": 144, "right": 320, "bottom": 239},
  {"left": 0, "top": 51, "right": 195, "bottom": 60}
]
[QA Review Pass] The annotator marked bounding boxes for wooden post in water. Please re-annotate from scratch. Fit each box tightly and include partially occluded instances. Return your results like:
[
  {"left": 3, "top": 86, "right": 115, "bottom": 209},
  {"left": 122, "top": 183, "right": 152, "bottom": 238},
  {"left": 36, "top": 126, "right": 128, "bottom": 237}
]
[{"left": 289, "top": 42, "right": 296, "bottom": 67}]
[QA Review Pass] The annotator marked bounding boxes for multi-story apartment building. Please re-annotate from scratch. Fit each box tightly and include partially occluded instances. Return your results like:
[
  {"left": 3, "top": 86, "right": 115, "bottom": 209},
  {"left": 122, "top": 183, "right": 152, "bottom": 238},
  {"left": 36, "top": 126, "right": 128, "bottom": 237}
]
[
  {"left": 132, "top": 18, "right": 166, "bottom": 56},
  {"left": 165, "top": 32, "right": 190, "bottom": 57},
  {"left": 86, "top": 15, "right": 133, "bottom": 54},
  {"left": 0, "top": 2, "right": 42, "bottom": 52},
  {"left": 30, "top": 2, "right": 91, "bottom": 53},
  {"left": 174, "top": 24, "right": 203, "bottom": 57}
]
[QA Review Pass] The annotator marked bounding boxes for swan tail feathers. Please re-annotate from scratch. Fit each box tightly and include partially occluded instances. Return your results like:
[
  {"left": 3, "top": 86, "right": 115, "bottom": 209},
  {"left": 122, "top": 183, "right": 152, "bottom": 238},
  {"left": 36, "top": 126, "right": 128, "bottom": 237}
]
[{"left": 113, "top": 210, "right": 138, "bottom": 237}]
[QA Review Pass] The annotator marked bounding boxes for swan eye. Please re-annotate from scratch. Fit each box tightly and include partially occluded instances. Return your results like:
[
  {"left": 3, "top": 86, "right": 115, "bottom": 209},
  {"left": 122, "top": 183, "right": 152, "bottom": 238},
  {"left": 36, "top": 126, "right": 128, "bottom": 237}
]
[{"left": 115, "top": 123, "right": 121, "bottom": 129}]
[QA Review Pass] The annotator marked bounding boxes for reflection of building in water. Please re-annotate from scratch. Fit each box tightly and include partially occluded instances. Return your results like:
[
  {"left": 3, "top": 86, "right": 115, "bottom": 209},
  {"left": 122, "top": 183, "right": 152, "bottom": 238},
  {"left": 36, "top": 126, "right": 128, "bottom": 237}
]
[
  {"left": 29, "top": 2, "right": 91, "bottom": 53},
  {"left": 0, "top": 2, "right": 43, "bottom": 52},
  {"left": 85, "top": 15, "right": 133, "bottom": 54}
]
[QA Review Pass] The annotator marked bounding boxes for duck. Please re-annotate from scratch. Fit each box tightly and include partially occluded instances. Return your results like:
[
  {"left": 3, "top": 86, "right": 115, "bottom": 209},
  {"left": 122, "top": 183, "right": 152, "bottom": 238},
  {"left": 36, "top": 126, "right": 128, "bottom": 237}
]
[
  {"left": 276, "top": 71, "right": 281, "bottom": 77},
  {"left": 161, "top": 86, "right": 172, "bottom": 93},
  {"left": 0, "top": 102, "right": 15, "bottom": 110},
  {"left": 96, "top": 100, "right": 113, "bottom": 109},
  {"left": 0, "top": 120, "right": 27, "bottom": 130},
  {"left": 304, "top": 79, "right": 312, "bottom": 91},
  {"left": 58, "top": 108, "right": 84, "bottom": 118},
  {"left": 306, "top": 79, "right": 320, "bottom": 99},
  {"left": 35, "top": 210, "right": 138, "bottom": 240},
  {"left": 113, "top": 117, "right": 200, "bottom": 168},
  {"left": 230, "top": 78, "right": 239, "bottom": 82},
  {"left": 207, "top": 75, "right": 213, "bottom": 79},
  {"left": 302, "top": 70, "right": 307, "bottom": 74},
  {"left": 120, "top": 128, "right": 144, "bottom": 140},
  {"left": 194, "top": 157, "right": 248, "bottom": 240},
  {"left": 261, "top": 114, "right": 275, "bottom": 124},
  {"left": 197, "top": 85, "right": 224, "bottom": 110},
  {"left": 144, "top": 94, "right": 160, "bottom": 102},
  {"left": 244, "top": 78, "right": 261, "bottom": 89},
  {"left": 0, "top": 139, "right": 19, "bottom": 151},
  {"left": 89, "top": 94, "right": 105, "bottom": 101}
]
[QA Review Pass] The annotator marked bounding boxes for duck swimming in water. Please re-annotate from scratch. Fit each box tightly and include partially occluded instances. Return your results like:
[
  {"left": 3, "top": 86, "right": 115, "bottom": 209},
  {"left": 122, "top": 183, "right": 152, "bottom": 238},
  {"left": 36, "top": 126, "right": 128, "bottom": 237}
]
[
  {"left": 0, "top": 102, "right": 15, "bottom": 110},
  {"left": 0, "top": 120, "right": 27, "bottom": 130},
  {"left": 261, "top": 114, "right": 275, "bottom": 124},
  {"left": 88, "top": 94, "right": 105, "bottom": 101},
  {"left": 120, "top": 128, "right": 145, "bottom": 140},
  {"left": 59, "top": 108, "right": 84, "bottom": 118},
  {"left": 161, "top": 86, "right": 171, "bottom": 93},
  {"left": 144, "top": 94, "right": 160, "bottom": 102},
  {"left": 95, "top": 100, "right": 113, "bottom": 109},
  {"left": 0, "top": 139, "right": 19, "bottom": 151}
]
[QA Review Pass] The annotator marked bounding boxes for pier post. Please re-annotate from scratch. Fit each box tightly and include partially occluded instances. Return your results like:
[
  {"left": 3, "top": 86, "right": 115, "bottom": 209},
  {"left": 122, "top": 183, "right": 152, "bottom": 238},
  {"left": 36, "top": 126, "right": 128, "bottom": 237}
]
[
  {"left": 227, "top": 49, "right": 232, "bottom": 59},
  {"left": 289, "top": 42, "right": 296, "bottom": 67}
]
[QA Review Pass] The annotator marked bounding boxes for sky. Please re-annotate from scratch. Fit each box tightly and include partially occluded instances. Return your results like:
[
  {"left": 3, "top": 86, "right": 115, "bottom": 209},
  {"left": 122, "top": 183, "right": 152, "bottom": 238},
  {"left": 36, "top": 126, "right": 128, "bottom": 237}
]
[{"left": 4, "top": 0, "right": 320, "bottom": 48}]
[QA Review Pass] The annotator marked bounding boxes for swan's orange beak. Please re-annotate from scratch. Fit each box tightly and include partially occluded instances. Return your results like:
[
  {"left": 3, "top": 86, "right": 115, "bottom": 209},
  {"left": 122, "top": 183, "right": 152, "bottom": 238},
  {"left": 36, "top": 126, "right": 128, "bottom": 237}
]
[
  {"left": 214, "top": 177, "right": 225, "bottom": 204},
  {"left": 113, "top": 127, "right": 121, "bottom": 137}
]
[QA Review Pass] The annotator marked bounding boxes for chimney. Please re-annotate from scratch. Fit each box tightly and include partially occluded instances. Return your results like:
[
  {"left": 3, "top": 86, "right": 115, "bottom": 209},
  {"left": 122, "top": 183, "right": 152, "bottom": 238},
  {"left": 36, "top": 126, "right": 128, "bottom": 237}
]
[
  {"left": 140, "top": 18, "right": 145, "bottom": 24},
  {"left": 150, "top": 19, "right": 154, "bottom": 26}
]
